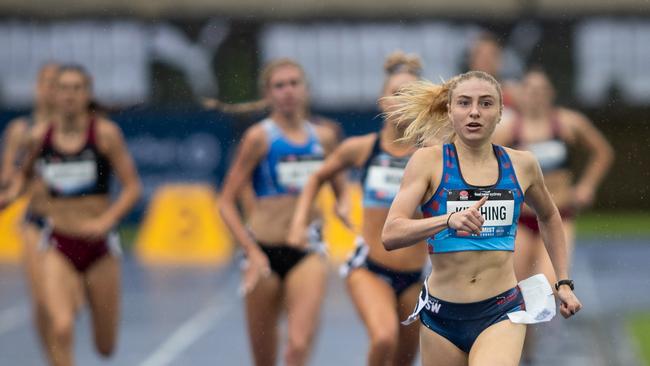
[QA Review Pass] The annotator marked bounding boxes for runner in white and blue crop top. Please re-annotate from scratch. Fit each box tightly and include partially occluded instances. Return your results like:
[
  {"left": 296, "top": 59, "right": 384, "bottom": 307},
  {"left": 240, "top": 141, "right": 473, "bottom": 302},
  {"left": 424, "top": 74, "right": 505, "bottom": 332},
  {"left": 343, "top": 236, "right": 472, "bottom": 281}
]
[
  {"left": 288, "top": 51, "right": 427, "bottom": 366},
  {"left": 251, "top": 118, "right": 325, "bottom": 197},
  {"left": 218, "top": 58, "right": 342, "bottom": 366},
  {"left": 381, "top": 71, "right": 581, "bottom": 366}
]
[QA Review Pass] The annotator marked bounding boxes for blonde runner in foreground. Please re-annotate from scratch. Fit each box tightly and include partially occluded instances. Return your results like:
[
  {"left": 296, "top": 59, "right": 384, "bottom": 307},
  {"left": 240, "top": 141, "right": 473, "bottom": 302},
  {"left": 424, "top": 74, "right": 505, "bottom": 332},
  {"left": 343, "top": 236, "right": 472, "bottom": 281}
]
[{"left": 381, "top": 70, "right": 582, "bottom": 366}]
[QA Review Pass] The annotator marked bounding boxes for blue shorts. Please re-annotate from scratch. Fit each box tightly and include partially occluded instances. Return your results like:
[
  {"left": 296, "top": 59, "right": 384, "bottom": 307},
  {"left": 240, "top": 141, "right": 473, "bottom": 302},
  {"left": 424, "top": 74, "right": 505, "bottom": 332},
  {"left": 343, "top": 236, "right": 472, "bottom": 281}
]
[
  {"left": 420, "top": 286, "right": 525, "bottom": 353},
  {"left": 340, "top": 237, "right": 423, "bottom": 297},
  {"left": 364, "top": 258, "right": 423, "bottom": 297},
  {"left": 23, "top": 211, "right": 47, "bottom": 230}
]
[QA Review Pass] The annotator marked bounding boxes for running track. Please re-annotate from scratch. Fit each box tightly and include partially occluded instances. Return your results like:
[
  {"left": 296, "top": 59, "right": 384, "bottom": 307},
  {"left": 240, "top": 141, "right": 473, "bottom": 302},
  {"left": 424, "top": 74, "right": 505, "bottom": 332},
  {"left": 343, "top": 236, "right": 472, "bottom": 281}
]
[{"left": 0, "top": 238, "right": 648, "bottom": 365}]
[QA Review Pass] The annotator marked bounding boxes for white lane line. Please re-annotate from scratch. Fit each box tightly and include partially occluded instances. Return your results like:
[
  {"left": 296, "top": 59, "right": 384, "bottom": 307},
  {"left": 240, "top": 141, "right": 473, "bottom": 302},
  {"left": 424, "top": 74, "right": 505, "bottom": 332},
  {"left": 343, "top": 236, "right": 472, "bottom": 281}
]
[
  {"left": 0, "top": 305, "right": 29, "bottom": 336},
  {"left": 138, "top": 296, "right": 234, "bottom": 366}
]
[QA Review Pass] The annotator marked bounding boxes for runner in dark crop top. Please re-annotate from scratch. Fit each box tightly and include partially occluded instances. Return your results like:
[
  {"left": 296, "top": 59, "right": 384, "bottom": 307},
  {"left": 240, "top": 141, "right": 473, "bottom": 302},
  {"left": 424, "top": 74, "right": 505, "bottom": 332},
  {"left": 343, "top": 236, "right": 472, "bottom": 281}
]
[
  {"left": 492, "top": 68, "right": 612, "bottom": 364},
  {"left": 37, "top": 117, "right": 111, "bottom": 197},
  {"left": 1, "top": 65, "right": 141, "bottom": 366}
]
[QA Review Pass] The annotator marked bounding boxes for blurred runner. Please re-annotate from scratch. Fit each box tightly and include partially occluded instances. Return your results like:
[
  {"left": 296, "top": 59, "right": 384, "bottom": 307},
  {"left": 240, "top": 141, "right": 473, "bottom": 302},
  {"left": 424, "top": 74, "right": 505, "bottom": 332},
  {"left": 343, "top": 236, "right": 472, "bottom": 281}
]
[
  {"left": 1, "top": 65, "right": 141, "bottom": 366},
  {"left": 493, "top": 67, "right": 613, "bottom": 364},
  {"left": 288, "top": 51, "right": 427, "bottom": 366},
  {"left": 0, "top": 62, "right": 59, "bottom": 364},
  {"left": 218, "top": 58, "right": 343, "bottom": 366}
]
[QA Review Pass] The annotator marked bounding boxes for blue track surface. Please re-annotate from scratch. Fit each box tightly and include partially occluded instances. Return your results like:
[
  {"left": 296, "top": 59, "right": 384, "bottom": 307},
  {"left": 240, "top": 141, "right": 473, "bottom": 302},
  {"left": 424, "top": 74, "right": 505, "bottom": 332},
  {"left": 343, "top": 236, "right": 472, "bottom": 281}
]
[{"left": 1, "top": 239, "right": 648, "bottom": 366}]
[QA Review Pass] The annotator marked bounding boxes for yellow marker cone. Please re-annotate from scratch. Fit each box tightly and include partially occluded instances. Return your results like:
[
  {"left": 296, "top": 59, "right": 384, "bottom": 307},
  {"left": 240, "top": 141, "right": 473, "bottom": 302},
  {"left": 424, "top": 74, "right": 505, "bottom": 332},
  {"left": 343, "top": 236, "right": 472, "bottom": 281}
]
[
  {"left": 0, "top": 196, "right": 29, "bottom": 262},
  {"left": 135, "top": 184, "right": 233, "bottom": 266}
]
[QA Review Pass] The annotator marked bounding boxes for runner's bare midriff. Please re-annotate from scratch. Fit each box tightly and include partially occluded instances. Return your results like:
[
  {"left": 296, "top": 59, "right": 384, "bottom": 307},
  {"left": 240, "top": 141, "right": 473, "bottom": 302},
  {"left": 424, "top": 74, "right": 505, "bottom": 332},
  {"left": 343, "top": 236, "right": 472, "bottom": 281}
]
[
  {"left": 249, "top": 195, "right": 320, "bottom": 246},
  {"left": 48, "top": 194, "right": 111, "bottom": 236},
  {"left": 428, "top": 250, "right": 517, "bottom": 303}
]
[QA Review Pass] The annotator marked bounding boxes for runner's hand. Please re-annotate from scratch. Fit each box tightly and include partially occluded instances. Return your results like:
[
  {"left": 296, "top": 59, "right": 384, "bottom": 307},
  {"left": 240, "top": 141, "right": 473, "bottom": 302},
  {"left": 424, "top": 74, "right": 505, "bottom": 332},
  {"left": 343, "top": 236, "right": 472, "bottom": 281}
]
[
  {"left": 448, "top": 196, "right": 487, "bottom": 236},
  {"left": 287, "top": 221, "right": 308, "bottom": 249},
  {"left": 334, "top": 198, "right": 353, "bottom": 230},
  {"left": 573, "top": 184, "right": 595, "bottom": 210},
  {"left": 239, "top": 248, "right": 271, "bottom": 296},
  {"left": 557, "top": 287, "right": 582, "bottom": 318},
  {"left": 73, "top": 217, "right": 113, "bottom": 240}
]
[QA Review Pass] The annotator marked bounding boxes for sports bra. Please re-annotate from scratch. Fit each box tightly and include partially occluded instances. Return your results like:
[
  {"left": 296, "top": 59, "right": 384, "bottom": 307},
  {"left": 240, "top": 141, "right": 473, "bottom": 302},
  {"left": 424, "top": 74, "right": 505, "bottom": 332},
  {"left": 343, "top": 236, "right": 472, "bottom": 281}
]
[
  {"left": 252, "top": 119, "right": 324, "bottom": 198},
  {"left": 359, "top": 134, "right": 410, "bottom": 208},
  {"left": 420, "top": 144, "right": 524, "bottom": 253},
  {"left": 512, "top": 111, "right": 570, "bottom": 173},
  {"left": 36, "top": 118, "right": 111, "bottom": 198}
]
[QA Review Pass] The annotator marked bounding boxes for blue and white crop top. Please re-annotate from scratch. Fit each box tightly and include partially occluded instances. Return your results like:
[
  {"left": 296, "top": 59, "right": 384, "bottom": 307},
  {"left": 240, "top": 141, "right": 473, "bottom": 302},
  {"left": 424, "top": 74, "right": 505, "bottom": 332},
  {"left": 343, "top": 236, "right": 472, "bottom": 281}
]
[
  {"left": 420, "top": 144, "right": 524, "bottom": 253},
  {"left": 36, "top": 118, "right": 112, "bottom": 198},
  {"left": 252, "top": 119, "right": 325, "bottom": 198},
  {"left": 359, "top": 134, "right": 410, "bottom": 208},
  {"left": 512, "top": 111, "right": 570, "bottom": 173}
]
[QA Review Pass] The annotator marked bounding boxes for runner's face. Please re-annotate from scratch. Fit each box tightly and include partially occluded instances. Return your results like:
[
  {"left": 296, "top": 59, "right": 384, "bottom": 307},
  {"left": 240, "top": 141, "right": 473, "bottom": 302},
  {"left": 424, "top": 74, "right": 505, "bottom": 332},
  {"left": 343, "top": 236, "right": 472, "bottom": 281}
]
[
  {"left": 266, "top": 65, "right": 307, "bottom": 116},
  {"left": 521, "top": 72, "right": 554, "bottom": 112},
  {"left": 469, "top": 41, "right": 501, "bottom": 77},
  {"left": 448, "top": 78, "right": 502, "bottom": 144},
  {"left": 56, "top": 71, "right": 90, "bottom": 117}
]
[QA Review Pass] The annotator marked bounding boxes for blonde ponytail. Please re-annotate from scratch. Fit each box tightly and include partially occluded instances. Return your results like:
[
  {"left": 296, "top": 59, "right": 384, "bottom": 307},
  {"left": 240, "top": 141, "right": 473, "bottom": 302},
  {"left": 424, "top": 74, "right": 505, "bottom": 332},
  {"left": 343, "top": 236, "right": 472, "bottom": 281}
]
[{"left": 383, "top": 80, "right": 454, "bottom": 146}]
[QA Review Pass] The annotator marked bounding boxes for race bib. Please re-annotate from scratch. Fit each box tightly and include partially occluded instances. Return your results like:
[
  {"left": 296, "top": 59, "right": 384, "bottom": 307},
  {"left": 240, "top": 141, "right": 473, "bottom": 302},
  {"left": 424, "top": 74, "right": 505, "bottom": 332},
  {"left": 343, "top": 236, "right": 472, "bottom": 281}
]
[
  {"left": 40, "top": 160, "right": 97, "bottom": 194},
  {"left": 364, "top": 156, "right": 408, "bottom": 200},
  {"left": 446, "top": 189, "right": 515, "bottom": 237},
  {"left": 276, "top": 155, "right": 323, "bottom": 192},
  {"left": 527, "top": 140, "right": 568, "bottom": 170}
]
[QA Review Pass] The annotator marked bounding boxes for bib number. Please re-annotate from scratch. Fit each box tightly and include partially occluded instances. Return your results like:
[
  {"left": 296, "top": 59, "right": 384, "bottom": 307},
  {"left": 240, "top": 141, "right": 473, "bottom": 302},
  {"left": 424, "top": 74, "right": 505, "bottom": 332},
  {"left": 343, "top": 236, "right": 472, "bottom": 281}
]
[
  {"left": 276, "top": 155, "right": 323, "bottom": 192},
  {"left": 40, "top": 160, "right": 97, "bottom": 195},
  {"left": 446, "top": 189, "right": 515, "bottom": 237}
]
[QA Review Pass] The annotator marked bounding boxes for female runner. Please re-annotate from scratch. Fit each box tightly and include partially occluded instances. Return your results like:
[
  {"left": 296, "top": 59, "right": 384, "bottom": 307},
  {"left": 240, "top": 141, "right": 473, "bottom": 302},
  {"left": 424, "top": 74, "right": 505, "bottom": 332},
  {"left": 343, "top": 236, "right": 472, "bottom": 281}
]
[
  {"left": 218, "top": 58, "right": 341, "bottom": 366},
  {"left": 381, "top": 70, "right": 581, "bottom": 365},
  {"left": 2, "top": 65, "right": 141, "bottom": 366},
  {"left": 0, "top": 63, "right": 59, "bottom": 363},
  {"left": 288, "top": 51, "right": 427, "bottom": 366}
]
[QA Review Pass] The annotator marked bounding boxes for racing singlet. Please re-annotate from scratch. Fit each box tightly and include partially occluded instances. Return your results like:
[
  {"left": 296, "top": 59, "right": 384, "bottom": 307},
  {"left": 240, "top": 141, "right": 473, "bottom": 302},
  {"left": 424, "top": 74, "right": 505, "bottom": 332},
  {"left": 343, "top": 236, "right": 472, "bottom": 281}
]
[
  {"left": 252, "top": 119, "right": 324, "bottom": 197},
  {"left": 420, "top": 144, "right": 524, "bottom": 253},
  {"left": 359, "top": 134, "right": 410, "bottom": 208},
  {"left": 36, "top": 118, "right": 111, "bottom": 198}
]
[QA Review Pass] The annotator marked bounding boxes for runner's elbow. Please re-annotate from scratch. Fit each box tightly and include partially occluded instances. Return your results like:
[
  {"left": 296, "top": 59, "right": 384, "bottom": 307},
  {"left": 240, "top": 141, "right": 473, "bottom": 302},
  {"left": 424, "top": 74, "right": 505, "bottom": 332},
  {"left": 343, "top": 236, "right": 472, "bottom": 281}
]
[{"left": 381, "top": 220, "right": 401, "bottom": 251}]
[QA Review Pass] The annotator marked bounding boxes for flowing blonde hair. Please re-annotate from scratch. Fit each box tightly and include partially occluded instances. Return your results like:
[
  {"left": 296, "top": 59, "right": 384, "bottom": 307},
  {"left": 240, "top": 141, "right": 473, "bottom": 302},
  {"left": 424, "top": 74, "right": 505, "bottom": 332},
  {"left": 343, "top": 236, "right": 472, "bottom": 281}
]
[{"left": 384, "top": 70, "right": 502, "bottom": 146}]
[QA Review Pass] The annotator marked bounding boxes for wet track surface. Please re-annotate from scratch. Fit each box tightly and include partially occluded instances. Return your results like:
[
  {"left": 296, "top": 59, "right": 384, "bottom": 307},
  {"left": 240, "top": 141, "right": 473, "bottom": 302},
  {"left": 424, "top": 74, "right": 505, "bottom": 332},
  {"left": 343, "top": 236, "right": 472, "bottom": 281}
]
[{"left": 1, "top": 238, "right": 648, "bottom": 366}]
